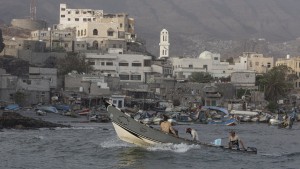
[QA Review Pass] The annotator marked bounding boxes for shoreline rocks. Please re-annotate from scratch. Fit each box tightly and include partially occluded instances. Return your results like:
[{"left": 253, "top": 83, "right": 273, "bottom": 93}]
[{"left": 0, "top": 111, "right": 70, "bottom": 129}]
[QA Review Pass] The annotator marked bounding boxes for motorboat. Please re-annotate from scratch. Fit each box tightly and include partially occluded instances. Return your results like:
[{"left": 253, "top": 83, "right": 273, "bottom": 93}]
[
  {"left": 105, "top": 101, "right": 257, "bottom": 154},
  {"left": 208, "top": 117, "right": 238, "bottom": 126},
  {"left": 269, "top": 114, "right": 281, "bottom": 126}
]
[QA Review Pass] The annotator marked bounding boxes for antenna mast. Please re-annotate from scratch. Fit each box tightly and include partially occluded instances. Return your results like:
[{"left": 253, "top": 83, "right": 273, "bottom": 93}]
[{"left": 30, "top": 0, "right": 37, "bottom": 20}]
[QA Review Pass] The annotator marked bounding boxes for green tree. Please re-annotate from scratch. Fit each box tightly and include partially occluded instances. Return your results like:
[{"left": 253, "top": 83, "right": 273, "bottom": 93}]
[
  {"left": 14, "top": 91, "right": 26, "bottom": 106},
  {"left": 189, "top": 72, "right": 214, "bottom": 83},
  {"left": 57, "top": 52, "right": 94, "bottom": 75},
  {"left": 258, "top": 65, "right": 297, "bottom": 102}
]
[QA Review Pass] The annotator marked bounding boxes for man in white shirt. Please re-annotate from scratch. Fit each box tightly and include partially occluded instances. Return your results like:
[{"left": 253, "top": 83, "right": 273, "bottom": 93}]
[{"left": 186, "top": 128, "right": 199, "bottom": 141}]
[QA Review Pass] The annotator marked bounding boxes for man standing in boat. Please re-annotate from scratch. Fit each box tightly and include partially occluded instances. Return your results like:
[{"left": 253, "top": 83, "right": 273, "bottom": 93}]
[
  {"left": 228, "top": 131, "right": 245, "bottom": 150},
  {"left": 160, "top": 115, "right": 178, "bottom": 136}
]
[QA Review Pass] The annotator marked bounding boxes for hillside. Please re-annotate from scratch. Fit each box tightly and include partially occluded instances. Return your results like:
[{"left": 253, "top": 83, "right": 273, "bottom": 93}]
[{"left": 1, "top": 0, "right": 300, "bottom": 57}]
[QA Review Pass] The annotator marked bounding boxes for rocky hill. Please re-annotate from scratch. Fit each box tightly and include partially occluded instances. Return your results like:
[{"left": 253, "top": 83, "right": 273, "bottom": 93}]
[{"left": 1, "top": 0, "right": 300, "bottom": 58}]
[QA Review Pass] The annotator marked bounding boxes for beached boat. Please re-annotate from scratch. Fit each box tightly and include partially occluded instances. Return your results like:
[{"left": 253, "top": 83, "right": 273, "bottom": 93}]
[{"left": 105, "top": 101, "right": 257, "bottom": 154}]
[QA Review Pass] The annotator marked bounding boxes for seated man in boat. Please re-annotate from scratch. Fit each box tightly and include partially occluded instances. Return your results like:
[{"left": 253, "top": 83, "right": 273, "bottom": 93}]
[
  {"left": 186, "top": 128, "right": 199, "bottom": 141},
  {"left": 228, "top": 131, "right": 245, "bottom": 150},
  {"left": 160, "top": 115, "right": 178, "bottom": 136}
]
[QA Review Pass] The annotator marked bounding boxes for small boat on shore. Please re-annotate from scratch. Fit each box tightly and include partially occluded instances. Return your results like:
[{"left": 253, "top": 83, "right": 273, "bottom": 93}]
[{"left": 104, "top": 101, "right": 257, "bottom": 154}]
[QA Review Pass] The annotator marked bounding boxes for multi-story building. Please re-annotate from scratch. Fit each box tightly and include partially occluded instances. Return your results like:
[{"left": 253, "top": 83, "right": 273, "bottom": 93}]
[
  {"left": 85, "top": 51, "right": 152, "bottom": 82},
  {"left": 241, "top": 52, "right": 274, "bottom": 74},
  {"left": 57, "top": 3, "right": 136, "bottom": 51},
  {"left": 30, "top": 29, "right": 77, "bottom": 52},
  {"left": 276, "top": 55, "right": 300, "bottom": 89},
  {"left": 0, "top": 69, "right": 18, "bottom": 102}
]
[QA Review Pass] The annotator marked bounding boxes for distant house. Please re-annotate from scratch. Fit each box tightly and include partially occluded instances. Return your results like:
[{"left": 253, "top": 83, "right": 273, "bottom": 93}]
[{"left": 0, "top": 69, "right": 18, "bottom": 103}]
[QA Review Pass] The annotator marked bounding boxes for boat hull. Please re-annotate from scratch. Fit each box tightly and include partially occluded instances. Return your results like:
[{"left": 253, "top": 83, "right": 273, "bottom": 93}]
[{"left": 107, "top": 104, "right": 257, "bottom": 154}]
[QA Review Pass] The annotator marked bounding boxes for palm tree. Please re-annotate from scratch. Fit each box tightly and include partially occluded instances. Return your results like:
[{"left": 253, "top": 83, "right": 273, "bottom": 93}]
[{"left": 258, "top": 65, "right": 297, "bottom": 102}]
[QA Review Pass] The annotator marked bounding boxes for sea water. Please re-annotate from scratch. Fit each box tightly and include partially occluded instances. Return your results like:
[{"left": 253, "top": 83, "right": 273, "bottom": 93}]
[{"left": 0, "top": 123, "right": 300, "bottom": 169}]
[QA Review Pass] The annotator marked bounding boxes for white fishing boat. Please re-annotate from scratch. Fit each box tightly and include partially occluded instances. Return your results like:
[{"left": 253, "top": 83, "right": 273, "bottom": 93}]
[{"left": 104, "top": 100, "right": 257, "bottom": 154}]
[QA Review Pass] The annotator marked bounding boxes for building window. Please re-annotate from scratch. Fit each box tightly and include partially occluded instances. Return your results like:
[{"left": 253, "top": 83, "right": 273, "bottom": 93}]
[
  {"left": 92, "top": 41, "right": 98, "bottom": 49},
  {"left": 68, "top": 11, "right": 71, "bottom": 14},
  {"left": 112, "top": 44, "right": 116, "bottom": 48},
  {"left": 144, "top": 60, "right": 151, "bottom": 67},
  {"left": 101, "top": 62, "right": 105, "bottom": 66},
  {"left": 120, "top": 23, "right": 123, "bottom": 28},
  {"left": 249, "top": 61, "right": 252, "bottom": 67},
  {"left": 119, "top": 74, "right": 130, "bottom": 80},
  {"left": 119, "top": 62, "right": 129, "bottom": 66},
  {"left": 89, "top": 61, "right": 96, "bottom": 65},
  {"left": 131, "top": 75, "right": 141, "bottom": 80},
  {"left": 61, "top": 15, "right": 65, "bottom": 18},
  {"left": 61, "top": 8, "right": 66, "bottom": 11},
  {"left": 75, "top": 18, "right": 79, "bottom": 21},
  {"left": 93, "top": 29, "right": 98, "bottom": 35},
  {"left": 119, "top": 44, "right": 122, "bottom": 48},
  {"left": 189, "top": 64, "right": 193, "bottom": 68},
  {"left": 214, "top": 57, "right": 218, "bottom": 60},
  {"left": 68, "top": 18, "right": 71, "bottom": 21},
  {"left": 83, "top": 18, "right": 87, "bottom": 22},
  {"left": 75, "top": 11, "right": 79, "bottom": 14},
  {"left": 106, "top": 62, "right": 113, "bottom": 66},
  {"left": 132, "top": 62, "right": 142, "bottom": 67},
  {"left": 88, "top": 18, "right": 91, "bottom": 21},
  {"left": 108, "top": 31, "right": 114, "bottom": 36},
  {"left": 267, "top": 62, "right": 271, "bottom": 68}
]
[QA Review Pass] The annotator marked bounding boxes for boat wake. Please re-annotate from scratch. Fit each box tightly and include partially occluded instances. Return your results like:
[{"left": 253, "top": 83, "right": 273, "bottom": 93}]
[
  {"left": 261, "top": 151, "right": 300, "bottom": 158},
  {"left": 100, "top": 138, "right": 134, "bottom": 148},
  {"left": 146, "top": 143, "right": 201, "bottom": 153}
]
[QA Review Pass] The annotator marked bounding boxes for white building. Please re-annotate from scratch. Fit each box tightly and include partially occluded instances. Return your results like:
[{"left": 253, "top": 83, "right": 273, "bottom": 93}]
[
  {"left": 159, "top": 29, "right": 170, "bottom": 59},
  {"left": 58, "top": 3, "right": 136, "bottom": 49},
  {"left": 85, "top": 52, "right": 152, "bottom": 82},
  {"left": 171, "top": 51, "right": 233, "bottom": 78}
]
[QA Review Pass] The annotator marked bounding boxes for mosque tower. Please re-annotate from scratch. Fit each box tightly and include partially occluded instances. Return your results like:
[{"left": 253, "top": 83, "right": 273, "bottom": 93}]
[{"left": 159, "top": 29, "right": 170, "bottom": 59}]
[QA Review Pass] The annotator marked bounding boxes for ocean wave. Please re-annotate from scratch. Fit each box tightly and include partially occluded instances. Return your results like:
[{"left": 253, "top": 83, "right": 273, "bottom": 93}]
[{"left": 146, "top": 143, "right": 201, "bottom": 153}]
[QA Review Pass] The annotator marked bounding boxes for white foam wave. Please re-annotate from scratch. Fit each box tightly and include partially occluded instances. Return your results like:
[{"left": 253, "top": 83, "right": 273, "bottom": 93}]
[
  {"left": 100, "top": 139, "right": 134, "bottom": 148},
  {"left": 147, "top": 143, "right": 201, "bottom": 153},
  {"left": 54, "top": 127, "right": 95, "bottom": 130}
]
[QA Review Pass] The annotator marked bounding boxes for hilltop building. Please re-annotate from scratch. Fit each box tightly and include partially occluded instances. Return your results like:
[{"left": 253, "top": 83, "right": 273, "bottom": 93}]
[{"left": 57, "top": 3, "right": 136, "bottom": 52}]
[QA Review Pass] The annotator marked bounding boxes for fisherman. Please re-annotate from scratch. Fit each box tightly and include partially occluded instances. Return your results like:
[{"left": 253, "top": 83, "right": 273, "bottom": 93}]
[
  {"left": 228, "top": 130, "right": 245, "bottom": 150},
  {"left": 186, "top": 128, "right": 199, "bottom": 141},
  {"left": 160, "top": 115, "right": 178, "bottom": 136}
]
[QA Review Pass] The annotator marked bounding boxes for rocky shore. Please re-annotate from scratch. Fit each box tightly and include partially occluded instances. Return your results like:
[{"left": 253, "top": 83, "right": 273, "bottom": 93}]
[{"left": 0, "top": 111, "right": 70, "bottom": 129}]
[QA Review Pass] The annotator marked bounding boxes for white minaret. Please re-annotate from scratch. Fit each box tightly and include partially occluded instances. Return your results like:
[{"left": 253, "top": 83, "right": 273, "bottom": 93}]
[{"left": 159, "top": 29, "right": 170, "bottom": 59}]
